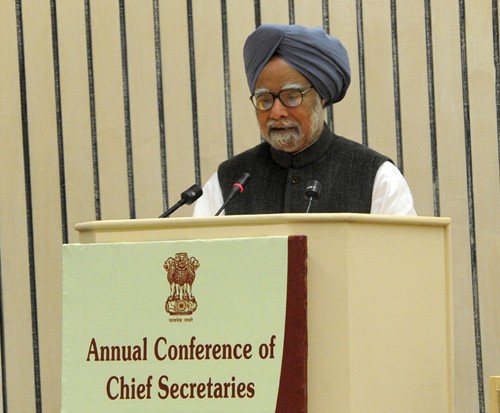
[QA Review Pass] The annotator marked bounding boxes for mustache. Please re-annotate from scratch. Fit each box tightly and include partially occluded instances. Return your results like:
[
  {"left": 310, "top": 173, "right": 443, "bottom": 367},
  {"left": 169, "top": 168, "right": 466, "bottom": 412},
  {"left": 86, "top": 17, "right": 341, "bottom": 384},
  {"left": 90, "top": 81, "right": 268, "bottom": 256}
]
[{"left": 267, "top": 119, "right": 300, "bottom": 129}]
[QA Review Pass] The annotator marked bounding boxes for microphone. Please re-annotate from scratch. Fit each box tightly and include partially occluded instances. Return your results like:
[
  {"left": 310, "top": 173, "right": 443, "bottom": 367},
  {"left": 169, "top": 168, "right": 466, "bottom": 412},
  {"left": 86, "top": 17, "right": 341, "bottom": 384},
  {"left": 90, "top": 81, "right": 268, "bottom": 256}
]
[
  {"left": 215, "top": 173, "right": 251, "bottom": 216},
  {"left": 304, "top": 180, "right": 321, "bottom": 213},
  {"left": 158, "top": 184, "right": 203, "bottom": 218}
]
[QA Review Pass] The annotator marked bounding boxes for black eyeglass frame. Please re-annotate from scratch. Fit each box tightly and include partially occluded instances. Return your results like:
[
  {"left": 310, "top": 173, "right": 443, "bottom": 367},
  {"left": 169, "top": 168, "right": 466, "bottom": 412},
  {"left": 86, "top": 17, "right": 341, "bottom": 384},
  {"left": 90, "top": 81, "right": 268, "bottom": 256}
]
[{"left": 249, "top": 85, "right": 314, "bottom": 111}]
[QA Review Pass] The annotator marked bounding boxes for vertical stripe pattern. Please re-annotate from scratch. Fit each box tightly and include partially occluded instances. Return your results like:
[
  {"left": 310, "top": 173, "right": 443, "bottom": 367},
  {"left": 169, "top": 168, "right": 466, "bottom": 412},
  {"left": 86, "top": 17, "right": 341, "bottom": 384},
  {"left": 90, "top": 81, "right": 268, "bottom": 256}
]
[
  {"left": 220, "top": 0, "right": 234, "bottom": 159},
  {"left": 0, "top": 247, "right": 7, "bottom": 412},
  {"left": 458, "top": 1, "right": 484, "bottom": 412},
  {"left": 15, "top": 1, "right": 42, "bottom": 411},
  {"left": 322, "top": 0, "right": 334, "bottom": 130},
  {"left": 389, "top": 0, "right": 404, "bottom": 173},
  {"left": 118, "top": 0, "right": 136, "bottom": 219},
  {"left": 254, "top": 0, "right": 261, "bottom": 28},
  {"left": 153, "top": 0, "right": 169, "bottom": 210},
  {"left": 288, "top": 0, "right": 295, "bottom": 25},
  {"left": 50, "top": 0, "right": 68, "bottom": 243},
  {"left": 84, "top": 0, "right": 101, "bottom": 220},
  {"left": 493, "top": 0, "right": 500, "bottom": 189},
  {"left": 356, "top": 0, "right": 368, "bottom": 146},
  {"left": 424, "top": 0, "right": 441, "bottom": 217},
  {"left": 187, "top": 0, "right": 201, "bottom": 185}
]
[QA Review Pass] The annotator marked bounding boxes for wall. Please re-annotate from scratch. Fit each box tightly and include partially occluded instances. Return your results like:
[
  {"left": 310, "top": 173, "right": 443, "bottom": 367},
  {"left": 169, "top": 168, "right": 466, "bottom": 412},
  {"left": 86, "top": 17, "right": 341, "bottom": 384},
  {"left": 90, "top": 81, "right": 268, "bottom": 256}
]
[{"left": 0, "top": 0, "right": 499, "bottom": 412}]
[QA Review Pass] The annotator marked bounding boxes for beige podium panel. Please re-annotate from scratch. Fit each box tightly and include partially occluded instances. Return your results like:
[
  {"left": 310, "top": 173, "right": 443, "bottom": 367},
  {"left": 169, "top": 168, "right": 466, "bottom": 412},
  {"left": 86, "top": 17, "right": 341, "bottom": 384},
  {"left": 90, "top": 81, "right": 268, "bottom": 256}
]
[{"left": 76, "top": 213, "right": 453, "bottom": 413}]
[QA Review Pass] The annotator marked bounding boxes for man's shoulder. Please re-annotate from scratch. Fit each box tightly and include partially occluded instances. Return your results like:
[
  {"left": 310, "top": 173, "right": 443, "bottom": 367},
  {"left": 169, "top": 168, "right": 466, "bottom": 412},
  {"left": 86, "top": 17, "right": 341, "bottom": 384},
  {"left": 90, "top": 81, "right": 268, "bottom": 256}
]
[{"left": 332, "top": 133, "right": 391, "bottom": 162}]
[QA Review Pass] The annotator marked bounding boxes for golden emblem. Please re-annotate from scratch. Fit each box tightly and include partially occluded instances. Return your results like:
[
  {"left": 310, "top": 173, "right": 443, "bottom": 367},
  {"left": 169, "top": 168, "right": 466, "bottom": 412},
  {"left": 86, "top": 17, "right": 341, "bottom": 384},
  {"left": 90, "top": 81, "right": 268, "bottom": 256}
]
[{"left": 163, "top": 252, "right": 200, "bottom": 315}]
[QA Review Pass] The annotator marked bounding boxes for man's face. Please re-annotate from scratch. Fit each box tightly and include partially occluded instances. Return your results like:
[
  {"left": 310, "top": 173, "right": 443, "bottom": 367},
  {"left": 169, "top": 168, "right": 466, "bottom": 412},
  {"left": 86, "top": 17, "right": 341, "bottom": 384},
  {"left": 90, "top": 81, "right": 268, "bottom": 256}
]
[{"left": 253, "top": 56, "right": 325, "bottom": 153}]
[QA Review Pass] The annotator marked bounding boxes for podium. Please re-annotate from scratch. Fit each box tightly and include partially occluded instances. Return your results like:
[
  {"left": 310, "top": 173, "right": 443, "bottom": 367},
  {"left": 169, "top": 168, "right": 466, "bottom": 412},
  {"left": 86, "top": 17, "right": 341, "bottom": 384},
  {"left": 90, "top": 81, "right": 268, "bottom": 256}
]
[{"left": 71, "top": 213, "right": 453, "bottom": 413}]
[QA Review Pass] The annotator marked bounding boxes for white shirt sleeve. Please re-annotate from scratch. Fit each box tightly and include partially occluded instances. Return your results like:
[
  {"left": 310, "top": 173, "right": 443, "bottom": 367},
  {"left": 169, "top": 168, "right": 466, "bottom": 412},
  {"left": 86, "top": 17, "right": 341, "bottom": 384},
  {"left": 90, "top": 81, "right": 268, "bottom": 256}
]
[
  {"left": 192, "top": 172, "right": 225, "bottom": 217},
  {"left": 193, "top": 162, "right": 417, "bottom": 217},
  {"left": 370, "top": 161, "right": 417, "bottom": 215}
]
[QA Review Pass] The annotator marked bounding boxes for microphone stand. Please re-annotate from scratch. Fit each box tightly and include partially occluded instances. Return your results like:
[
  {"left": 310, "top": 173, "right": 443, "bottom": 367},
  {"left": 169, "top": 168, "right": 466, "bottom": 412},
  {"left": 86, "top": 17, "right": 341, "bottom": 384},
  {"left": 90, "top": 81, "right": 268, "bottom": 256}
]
[
  {"left": 159, "top": 199, "right": 187, "bottom": 218},
  {"left": 215, "top": 173, "right": 251, "bottom": 216},
  {"left": 304, "top": 180, "right": 321, "bottom": 213},
  {"left": 158, "top": 184, "right": 202, "bottom": 218}
]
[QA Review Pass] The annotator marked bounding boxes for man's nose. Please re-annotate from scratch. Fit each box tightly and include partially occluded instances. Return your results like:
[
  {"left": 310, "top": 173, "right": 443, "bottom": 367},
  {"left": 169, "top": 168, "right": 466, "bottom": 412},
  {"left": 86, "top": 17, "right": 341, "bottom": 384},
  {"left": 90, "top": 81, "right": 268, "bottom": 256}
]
[{"left": 268, "top": 98, "right": 289, "bottom": 119}]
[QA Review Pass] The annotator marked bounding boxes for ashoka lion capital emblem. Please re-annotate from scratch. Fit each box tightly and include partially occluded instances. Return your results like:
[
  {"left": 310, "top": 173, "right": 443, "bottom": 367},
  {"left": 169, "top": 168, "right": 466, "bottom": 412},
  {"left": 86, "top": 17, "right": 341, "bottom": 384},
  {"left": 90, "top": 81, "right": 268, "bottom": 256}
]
[{"left": 164, "top": 252, "right": 200, "bottom": 315}]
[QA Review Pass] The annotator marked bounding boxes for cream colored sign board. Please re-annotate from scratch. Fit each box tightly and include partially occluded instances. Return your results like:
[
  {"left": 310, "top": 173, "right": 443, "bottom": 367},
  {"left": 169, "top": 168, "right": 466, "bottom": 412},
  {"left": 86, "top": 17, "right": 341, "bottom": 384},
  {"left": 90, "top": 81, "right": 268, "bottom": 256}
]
[{"left": 62, "top": 237, "right": 289, "bottom": 413}]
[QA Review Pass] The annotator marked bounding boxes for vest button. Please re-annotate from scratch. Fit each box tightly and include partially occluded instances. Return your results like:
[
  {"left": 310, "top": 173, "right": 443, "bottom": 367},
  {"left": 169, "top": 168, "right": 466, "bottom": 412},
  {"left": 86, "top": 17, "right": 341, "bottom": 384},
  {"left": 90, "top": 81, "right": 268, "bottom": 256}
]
[{"left": 291, "top": 175, "right": 300, "bottom": 184}]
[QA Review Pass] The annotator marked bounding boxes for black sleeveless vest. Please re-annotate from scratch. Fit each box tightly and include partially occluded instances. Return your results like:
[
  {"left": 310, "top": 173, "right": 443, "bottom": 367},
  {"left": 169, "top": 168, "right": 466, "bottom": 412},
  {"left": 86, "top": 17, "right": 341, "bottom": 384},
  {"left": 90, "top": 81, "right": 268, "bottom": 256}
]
[{"left": 218, "top": 126, "right": 390, "bottom": 214}]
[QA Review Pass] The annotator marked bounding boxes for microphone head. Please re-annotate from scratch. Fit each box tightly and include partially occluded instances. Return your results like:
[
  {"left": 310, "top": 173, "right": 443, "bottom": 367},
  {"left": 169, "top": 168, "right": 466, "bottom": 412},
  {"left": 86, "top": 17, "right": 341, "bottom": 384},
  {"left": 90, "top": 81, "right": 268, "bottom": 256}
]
[
  {"left": 181, "top": 184, "right": 203, "bottom": 205},
  {"left": 215, "top": 173, "right": 251, "bottom": 216},
  {"left": 233, "top": 172, "right": 251, "bottom": 193},
  {"left": 304, "top": 180, "right": 321, "bottom": 200}
]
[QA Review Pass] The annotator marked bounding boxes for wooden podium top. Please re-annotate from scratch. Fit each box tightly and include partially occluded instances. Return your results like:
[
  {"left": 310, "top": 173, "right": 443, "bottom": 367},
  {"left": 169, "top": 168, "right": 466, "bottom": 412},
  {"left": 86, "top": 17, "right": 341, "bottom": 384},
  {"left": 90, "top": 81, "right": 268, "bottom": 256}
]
[{"left": 75, "top": 213, "right": 450, "bottom": 244}]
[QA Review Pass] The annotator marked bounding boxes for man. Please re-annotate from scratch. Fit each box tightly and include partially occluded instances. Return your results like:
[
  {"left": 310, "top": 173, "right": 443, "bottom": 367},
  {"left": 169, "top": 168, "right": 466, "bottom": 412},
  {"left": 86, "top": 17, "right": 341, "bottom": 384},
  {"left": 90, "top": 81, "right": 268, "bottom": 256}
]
[{"left": 193, "top": 24, "right": 416, "bottom": 216}]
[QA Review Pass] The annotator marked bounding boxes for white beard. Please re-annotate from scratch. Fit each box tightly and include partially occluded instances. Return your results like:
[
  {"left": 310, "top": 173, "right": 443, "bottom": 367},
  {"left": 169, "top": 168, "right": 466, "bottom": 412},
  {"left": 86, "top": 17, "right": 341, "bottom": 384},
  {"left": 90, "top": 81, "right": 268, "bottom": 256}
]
[
  {"left": 265, "top": 100, "right": 324, "bottom": 153},
  {"left": 267, "top": 124, "right": 302, "bottom": 152}
]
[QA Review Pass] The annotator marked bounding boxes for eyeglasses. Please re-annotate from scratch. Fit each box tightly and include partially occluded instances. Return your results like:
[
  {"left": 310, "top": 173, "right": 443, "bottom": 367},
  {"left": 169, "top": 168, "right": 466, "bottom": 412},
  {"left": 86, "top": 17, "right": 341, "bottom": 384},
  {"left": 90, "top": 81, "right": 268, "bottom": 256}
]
[{"left": 249, "top": 86, "right": 314, "bottom": 111}]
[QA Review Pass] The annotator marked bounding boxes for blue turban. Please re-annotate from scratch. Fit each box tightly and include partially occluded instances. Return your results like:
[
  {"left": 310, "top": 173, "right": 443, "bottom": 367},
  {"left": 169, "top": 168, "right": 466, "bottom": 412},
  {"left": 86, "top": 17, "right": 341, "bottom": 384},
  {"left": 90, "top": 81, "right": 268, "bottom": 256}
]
[{"left": 243, "top": 24, "right": 351, "bottom": 107}]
